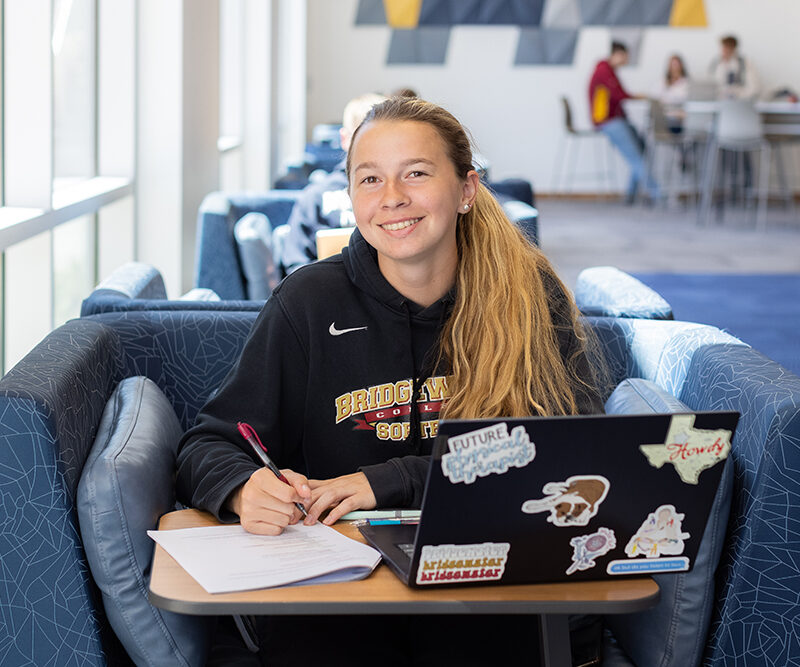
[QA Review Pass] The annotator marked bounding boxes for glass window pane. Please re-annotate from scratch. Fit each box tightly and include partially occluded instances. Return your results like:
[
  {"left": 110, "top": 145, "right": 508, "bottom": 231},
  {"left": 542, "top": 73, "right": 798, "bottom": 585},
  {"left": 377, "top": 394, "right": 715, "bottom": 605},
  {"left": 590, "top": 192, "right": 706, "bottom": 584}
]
[
  {"left": 220, "top": 149, "right": 243, "bottom": 192},
  {"left": 4, "top": 232, "right": 52, "bottom": 372},
  {"left": 53, "top": 215, "right": 96, "bottom": 328},
  {"left": 220, "top": 0, "right": 244, "bottom": 140},
  {"left": 98, "top": 196, "right": 135, "bottom": 280},
  {"left": 53, "top": 0, "right": 97, "bottom": 191}
]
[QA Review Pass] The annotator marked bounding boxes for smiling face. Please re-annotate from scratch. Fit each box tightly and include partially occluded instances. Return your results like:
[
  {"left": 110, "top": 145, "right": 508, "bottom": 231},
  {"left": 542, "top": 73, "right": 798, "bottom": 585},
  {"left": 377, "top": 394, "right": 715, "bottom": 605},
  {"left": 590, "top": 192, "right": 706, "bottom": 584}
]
[{"left": 348, "top": 119, "right": 478, "bottom": 287}]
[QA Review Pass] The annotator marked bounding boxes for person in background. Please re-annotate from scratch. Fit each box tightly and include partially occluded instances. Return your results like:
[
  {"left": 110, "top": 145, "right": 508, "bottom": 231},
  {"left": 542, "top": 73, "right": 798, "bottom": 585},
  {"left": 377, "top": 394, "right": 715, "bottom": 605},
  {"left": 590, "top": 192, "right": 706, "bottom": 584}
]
[
  {"left": 280, "top": 92, "right": 387, "bottom": 274},
  {"left": 656, "top": 54, "right": 690, "bottom": 132},
  {"left": 709, "top": 35, "right": 761, "bottom": 100},
  {"left": 588, "top": 41, "right": 660, "bottom": 204},
  {"left": 179, "top": 96, "right": 604, "bottom": 666}
]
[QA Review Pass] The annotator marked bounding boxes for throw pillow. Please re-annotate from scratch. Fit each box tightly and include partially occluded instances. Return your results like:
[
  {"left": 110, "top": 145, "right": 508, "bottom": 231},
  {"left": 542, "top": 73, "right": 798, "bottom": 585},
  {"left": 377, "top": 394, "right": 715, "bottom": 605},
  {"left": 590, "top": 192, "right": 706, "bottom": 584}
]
[
  {"left": 234, "top": 212, "right": 280, "bottom": 300},
  {"left": 603, "top": 378, "right": 734, "bottom": 667},
  {"left": 77, "top": 376, "right": 213, "bottom": 666}
]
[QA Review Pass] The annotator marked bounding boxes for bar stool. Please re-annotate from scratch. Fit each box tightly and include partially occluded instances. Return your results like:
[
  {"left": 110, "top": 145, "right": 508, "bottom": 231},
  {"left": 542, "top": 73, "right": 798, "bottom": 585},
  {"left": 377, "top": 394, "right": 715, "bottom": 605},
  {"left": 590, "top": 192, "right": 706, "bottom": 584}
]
[
  {"left": 552, "top": 96, "right": 617, "bottom": 193},
  {"left": 698, "top": 100, "right": 771, "bottom": 230}
]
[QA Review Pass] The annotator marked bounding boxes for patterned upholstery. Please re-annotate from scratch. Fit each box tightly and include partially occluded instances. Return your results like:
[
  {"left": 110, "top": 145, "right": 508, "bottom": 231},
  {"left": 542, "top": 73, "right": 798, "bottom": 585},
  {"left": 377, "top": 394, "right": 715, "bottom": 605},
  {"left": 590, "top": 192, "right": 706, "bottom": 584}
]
[
  {"left": 575, "top": 266, "right": 674, "bottom": 320},
  {"left": 1, "top": 310, "right": 798, "bottom": 665},
  {"left": 81, "top": 262, "right": 263, "bottom": 316}
]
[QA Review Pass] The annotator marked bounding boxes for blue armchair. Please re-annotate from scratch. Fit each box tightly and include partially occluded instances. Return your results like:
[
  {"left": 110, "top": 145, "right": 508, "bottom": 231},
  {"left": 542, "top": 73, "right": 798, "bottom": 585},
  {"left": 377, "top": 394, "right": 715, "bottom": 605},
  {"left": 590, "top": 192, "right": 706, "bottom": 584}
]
[
  {"left": 81, "top": 262, "right": 263, "bottom": 316},
  {"left": 1, "top": 310, "right": 799, "bottom": 664}
]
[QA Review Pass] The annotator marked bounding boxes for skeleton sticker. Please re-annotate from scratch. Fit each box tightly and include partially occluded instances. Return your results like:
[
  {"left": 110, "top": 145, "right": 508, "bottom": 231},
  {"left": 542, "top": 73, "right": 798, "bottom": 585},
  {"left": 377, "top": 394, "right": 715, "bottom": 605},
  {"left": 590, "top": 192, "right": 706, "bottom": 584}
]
[
  {"left": 521, "top": 475, "right": 610, "bottom": 526},
  {"left": 639, "top": 414, "right": 732, "bottom": 484},
  {"left": 416, "top": 542, "right": 510, "bottom": 585},
  {"left": 441, "top": 423, "right": 536, "bottom": 485},
  {"left": 624, "top": 504, "right": 689, "bottom": 558},
  {"left": 566, "top": 528, "right": 617, "bottom": 575}
]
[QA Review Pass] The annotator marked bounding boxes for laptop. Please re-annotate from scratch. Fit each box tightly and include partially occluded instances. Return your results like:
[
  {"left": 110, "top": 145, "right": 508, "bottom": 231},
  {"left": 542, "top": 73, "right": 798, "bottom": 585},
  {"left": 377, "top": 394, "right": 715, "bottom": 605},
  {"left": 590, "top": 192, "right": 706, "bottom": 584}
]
[{"left": 359, "top": 412, "right": 739, "bottom": 587}]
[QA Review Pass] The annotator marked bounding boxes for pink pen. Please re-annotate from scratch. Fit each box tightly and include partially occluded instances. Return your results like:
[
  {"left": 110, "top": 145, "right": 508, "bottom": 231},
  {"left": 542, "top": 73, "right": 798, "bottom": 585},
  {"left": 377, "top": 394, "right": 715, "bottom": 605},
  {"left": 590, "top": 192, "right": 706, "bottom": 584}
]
[{"left": 236, "top": 421, "right": 308, "bottom": 517}]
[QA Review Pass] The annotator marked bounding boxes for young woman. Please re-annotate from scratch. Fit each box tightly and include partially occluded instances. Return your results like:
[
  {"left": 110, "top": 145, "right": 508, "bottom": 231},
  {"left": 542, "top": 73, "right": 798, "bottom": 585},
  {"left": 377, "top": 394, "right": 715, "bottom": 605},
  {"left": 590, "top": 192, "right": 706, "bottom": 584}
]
[{"left": 177, "top": 97, "right": 604, "bottom": 665}]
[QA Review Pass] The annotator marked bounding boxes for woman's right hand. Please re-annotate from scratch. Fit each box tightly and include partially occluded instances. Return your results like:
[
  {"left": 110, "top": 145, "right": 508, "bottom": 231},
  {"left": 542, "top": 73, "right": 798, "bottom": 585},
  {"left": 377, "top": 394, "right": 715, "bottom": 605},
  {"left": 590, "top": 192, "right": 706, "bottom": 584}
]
[{"left": 229, "top": 468, "right": 312, "bottom": 535}]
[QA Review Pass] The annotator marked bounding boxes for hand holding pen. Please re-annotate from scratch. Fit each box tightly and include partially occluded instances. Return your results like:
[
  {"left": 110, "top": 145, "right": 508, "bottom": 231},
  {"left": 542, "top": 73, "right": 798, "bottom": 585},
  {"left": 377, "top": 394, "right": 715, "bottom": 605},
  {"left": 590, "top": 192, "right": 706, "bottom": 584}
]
[{"left": 237, "top": 421, "right": 308, "bottom": 518}]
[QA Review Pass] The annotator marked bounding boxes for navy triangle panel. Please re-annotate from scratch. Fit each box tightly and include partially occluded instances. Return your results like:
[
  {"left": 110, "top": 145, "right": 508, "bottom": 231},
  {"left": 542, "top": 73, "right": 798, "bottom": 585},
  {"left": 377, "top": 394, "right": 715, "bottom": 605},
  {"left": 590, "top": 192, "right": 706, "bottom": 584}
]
[{"left": 418, "top": 0, "right": 453, "bottom": 25}]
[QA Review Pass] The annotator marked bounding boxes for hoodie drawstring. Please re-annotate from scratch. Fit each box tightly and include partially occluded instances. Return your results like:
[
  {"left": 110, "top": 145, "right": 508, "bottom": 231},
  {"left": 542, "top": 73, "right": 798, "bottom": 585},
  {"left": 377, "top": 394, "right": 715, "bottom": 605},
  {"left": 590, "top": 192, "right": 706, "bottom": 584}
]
[{"left": 402, "top": 301, "right": 424, "bottom": 454}]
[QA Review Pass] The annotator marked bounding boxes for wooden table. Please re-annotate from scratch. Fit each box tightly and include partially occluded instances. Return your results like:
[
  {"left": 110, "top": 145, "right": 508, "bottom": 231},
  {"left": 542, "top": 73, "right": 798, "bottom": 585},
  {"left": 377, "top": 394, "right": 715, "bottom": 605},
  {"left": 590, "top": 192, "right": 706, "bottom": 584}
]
[{"left": 149, "top": 509, "right": 659, "bottom": 666}]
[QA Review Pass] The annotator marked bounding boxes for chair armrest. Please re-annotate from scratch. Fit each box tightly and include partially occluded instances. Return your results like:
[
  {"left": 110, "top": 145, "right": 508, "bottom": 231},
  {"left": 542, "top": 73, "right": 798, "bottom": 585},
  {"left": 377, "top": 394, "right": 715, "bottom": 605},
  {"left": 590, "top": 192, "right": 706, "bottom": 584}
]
[{"left": 575, "top": 266, "right": 674, "bottom": 320}]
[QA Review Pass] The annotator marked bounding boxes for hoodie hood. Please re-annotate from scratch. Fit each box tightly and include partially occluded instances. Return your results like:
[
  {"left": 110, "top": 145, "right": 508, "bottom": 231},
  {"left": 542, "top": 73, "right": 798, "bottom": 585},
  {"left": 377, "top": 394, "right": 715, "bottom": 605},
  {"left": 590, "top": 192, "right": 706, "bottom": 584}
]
[{"left": 341, "top": 226, "right": 455, "bottom": 321}]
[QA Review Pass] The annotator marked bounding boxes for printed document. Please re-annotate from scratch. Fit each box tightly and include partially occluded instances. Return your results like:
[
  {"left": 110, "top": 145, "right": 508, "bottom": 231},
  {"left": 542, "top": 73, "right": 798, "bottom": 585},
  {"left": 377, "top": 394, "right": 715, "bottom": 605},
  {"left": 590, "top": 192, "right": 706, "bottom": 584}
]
[{"left": 148, "top": 522, "right": 381, "bottom": 594}]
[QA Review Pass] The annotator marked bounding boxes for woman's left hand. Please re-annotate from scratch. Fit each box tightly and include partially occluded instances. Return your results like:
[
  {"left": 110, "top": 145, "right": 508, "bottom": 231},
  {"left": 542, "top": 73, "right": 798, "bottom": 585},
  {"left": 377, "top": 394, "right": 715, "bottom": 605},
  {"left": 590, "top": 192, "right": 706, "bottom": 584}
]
[{"left": 305, "top": 472, "right": 377, "bottom": 525}]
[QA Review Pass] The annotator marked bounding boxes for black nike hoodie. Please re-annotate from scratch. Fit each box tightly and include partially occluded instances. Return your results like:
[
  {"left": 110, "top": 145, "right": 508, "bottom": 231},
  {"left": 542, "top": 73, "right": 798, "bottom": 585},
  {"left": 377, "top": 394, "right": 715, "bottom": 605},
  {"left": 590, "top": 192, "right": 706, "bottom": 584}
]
[{"left": 176, "top": 228, "right": 601, "bottom": 520}]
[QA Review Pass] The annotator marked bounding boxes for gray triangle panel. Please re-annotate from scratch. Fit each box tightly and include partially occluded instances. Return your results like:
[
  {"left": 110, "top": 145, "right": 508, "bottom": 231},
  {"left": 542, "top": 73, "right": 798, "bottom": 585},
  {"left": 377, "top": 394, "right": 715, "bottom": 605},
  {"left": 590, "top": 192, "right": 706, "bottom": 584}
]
[
  {"left": 644, "top": 0, "right": 673, "bottom": 25},
  {"left": 515, "top": 28, "right": 547, "bottom": 64},
  {"left": 355, "top": 0, "right": 386, "bottom": 25},
  {"left": 387, "top": 28, "right": 451, "bottom": 65},
  {"left": 579, "top": 0, "right": 615, "bottom": 25},
  {"left": 543, "top": 28, "right": 580, "bottom": 64},
  {"left": 607, "top": 0, "right": 644, "bottom": 26}
]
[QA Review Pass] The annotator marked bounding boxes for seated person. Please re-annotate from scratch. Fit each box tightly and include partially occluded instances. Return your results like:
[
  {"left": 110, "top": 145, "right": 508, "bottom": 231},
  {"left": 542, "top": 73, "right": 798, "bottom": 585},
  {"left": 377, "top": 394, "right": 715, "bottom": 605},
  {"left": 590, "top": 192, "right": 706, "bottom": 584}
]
[
  {"left": 177, "top": 97, "right": 603, "bottom": 666},
  {"left": 709, "top": 34, "right": 761, "bottom": 101},
  {"left": 655, "top": 54, "right": 690, "bottom": 132},
  {"left": 589, "top": 41, "right": 660, "bottom": 204},
  {"left": 280, "top": 92, "right": 386, "bottom": 274}
]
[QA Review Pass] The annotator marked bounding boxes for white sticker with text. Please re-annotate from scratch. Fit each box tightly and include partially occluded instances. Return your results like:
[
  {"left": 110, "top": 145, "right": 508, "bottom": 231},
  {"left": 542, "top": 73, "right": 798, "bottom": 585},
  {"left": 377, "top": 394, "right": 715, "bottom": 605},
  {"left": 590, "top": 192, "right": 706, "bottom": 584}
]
[
  {"left": 639, "top": 414, "right": 731, "bottom": 484},
  {"left": 441, "top": 423, "right": 536, "bottom": 484},
  {"left": 416, "top": 542, "right": 510, "bottom": 585}
]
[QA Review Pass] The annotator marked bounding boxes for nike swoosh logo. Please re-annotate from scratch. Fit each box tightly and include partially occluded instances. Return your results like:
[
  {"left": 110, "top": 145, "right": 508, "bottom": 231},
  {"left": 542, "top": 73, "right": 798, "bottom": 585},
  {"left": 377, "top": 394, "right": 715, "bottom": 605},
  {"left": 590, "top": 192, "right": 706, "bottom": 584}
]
[{"left": 329, "top": 322, "right": 368, "bottom": 336}]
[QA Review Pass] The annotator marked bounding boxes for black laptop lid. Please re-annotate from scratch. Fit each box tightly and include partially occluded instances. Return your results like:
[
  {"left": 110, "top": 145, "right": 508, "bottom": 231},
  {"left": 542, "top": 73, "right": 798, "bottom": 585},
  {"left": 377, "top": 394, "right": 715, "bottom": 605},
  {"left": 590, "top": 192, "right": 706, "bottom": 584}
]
[{"left": 409, "top": 412, "right": 738, "bottom": 588}]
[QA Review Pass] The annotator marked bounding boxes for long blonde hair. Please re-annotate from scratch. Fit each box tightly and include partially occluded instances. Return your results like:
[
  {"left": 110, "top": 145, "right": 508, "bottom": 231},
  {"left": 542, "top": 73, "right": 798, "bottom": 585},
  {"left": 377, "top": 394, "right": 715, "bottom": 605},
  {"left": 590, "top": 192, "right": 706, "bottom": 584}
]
[{"left": 347, "top": 97, "right": 598, "bottom": 418}]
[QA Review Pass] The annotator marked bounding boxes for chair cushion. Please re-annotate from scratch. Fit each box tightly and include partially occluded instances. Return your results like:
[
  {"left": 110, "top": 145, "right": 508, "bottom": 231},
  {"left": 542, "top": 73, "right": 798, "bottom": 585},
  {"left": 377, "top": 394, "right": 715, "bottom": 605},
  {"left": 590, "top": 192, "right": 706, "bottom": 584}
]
[
  {"left": 604, "top": 377, "right": 690, "bottom": 414},
  {"left": 234, "top": 212, "right": 280, "bottom": 300},
  {"left": 575, "top": 266, "right": 674, "bottom": 320},
  {"left": 77, "top": 376, "right": 212, "bottom": 666},
  {"left": 603, "top": 378, "right": 734, "bottom": 667}
]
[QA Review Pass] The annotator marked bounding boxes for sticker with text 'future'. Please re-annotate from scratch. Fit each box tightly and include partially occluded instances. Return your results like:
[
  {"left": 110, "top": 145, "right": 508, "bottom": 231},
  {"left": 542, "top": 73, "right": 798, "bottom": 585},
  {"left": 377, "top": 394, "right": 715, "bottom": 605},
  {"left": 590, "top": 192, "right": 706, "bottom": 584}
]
[
  {"left": 441, "top": 423, "right": 535, "bottom": 484},
  {"left": 639, "top": 414, "right": 731, "bottom": 484}
]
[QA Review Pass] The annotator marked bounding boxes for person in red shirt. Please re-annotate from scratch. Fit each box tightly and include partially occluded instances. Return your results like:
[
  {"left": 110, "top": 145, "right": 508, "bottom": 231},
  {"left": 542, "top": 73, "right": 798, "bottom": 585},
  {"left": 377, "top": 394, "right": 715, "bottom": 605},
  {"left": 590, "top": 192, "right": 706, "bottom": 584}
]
[{"left": 588, "top": 41, "right": 660, "bottom": 204}]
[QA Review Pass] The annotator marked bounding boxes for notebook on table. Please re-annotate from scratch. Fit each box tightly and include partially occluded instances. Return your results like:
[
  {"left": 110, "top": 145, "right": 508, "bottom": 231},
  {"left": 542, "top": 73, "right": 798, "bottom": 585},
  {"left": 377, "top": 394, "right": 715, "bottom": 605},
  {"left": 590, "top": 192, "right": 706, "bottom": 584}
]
[{"left": 359, "top": 411, "right": 739, "bottom": 588}]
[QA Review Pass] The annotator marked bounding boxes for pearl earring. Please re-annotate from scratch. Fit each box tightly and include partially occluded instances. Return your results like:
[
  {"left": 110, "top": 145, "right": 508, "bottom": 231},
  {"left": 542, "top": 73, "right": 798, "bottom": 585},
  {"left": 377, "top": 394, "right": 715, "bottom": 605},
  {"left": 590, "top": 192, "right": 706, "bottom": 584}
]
[{"left": 463, "top": 204, "right": 469, "bottom": 211}]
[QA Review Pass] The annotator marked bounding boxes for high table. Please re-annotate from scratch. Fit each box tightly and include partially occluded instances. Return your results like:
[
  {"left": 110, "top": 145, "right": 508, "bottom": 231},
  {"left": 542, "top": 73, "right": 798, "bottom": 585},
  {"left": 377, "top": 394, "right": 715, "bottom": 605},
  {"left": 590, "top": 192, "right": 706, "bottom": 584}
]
[{"left": 149, "top": 509, "right": 659, "bottom": 666}]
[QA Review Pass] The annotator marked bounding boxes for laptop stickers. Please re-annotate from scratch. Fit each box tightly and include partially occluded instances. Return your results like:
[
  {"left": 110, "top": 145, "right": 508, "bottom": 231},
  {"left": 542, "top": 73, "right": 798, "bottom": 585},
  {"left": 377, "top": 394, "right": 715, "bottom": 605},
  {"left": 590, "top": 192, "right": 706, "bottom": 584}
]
[
  {"left": 640, "top": 414, "right": 732, "bottom": 484},
  {"left": 360, "top": 412, "right": 738, "bottom": 588},
  {"left": 441, "top": 422, "right": 536, "bottom": 484},
  {"left": 416, "top": 543, "right": 510, "bottom": 585},
  {"left": 521, "top": 475, "right": 610, "bottom": 526}
]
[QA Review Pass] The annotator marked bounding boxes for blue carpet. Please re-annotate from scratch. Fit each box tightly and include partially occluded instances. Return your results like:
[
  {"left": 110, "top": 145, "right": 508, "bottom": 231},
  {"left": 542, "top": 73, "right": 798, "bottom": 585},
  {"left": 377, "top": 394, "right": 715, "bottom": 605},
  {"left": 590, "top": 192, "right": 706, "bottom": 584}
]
[{"left": 631, "top": 273, "right": 800, "bottom": 377}]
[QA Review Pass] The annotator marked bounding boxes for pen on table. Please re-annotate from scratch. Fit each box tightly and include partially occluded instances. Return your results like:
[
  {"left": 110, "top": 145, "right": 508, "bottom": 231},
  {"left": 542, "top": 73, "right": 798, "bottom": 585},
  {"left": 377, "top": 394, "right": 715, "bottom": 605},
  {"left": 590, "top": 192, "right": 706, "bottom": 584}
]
[{"left": 236, "top": 421, "right": 308, "bottom": 517}]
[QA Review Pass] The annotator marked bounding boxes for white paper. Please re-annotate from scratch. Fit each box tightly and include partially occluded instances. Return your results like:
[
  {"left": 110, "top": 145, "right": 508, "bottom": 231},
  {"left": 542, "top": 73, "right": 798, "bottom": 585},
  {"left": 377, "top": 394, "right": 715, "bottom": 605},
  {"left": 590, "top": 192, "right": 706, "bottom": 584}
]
[{"left": 148, "top": 522, "right": 381, "bottom": 594}]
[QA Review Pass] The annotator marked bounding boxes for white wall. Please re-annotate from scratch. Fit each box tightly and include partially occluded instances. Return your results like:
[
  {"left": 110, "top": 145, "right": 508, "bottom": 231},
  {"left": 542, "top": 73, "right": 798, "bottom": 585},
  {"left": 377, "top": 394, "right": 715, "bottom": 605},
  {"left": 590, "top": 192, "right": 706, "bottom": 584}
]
[{"left": 306, "top": 0, "right": 800, "bottom": 194}]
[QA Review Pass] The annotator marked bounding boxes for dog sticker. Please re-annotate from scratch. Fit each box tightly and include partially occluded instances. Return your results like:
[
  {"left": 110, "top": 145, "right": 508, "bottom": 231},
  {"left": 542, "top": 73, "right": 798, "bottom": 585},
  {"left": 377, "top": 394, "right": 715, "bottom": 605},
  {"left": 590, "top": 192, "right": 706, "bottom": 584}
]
[{"left": 521, "top": 475, "right": 610, "bottom": 526}]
